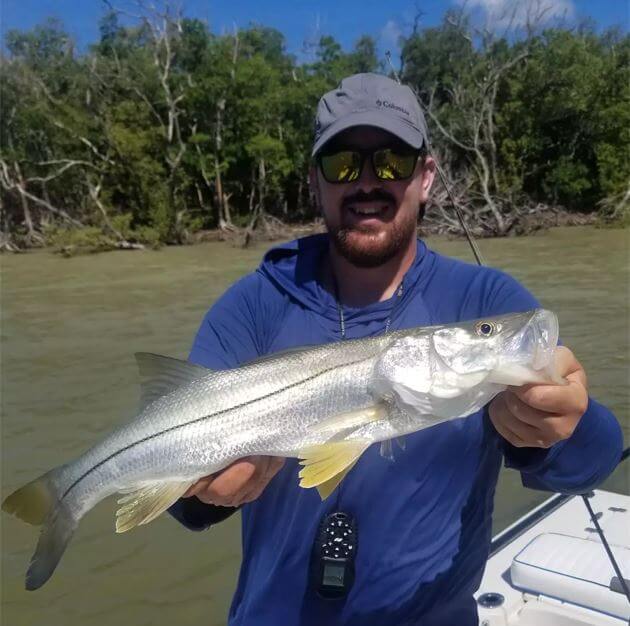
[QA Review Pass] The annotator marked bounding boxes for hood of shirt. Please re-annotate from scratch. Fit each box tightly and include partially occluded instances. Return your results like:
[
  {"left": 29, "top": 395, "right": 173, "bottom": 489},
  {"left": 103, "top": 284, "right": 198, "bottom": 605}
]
[{"left": 257, "top": 233, "right": 433, "bottom": 337}]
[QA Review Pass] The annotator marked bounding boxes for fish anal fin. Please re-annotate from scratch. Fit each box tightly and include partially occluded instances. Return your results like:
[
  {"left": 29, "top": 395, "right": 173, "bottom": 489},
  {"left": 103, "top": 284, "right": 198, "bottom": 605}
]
[
  {"left": 115, "top": 480, "right": 192, "bottom": 533},
  {"left": 297, "top": 441, "right": 370, "bottom": 493}
]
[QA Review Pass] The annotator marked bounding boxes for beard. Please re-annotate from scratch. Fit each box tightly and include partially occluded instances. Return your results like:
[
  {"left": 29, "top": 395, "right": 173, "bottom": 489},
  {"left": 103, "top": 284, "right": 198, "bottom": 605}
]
[{"left": 325, "top": 207, "right": 419, "bottom": 268}]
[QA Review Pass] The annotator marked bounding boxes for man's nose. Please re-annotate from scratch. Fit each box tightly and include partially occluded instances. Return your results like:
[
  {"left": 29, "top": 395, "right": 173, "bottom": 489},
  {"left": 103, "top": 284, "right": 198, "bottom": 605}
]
[{"left": 356, "top": 155, "right": 381, "bottom": 191}]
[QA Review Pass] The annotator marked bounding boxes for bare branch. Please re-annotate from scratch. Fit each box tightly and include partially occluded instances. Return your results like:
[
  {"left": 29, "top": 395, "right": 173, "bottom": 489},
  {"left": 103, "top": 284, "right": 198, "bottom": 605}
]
[
  {"left": 0, "top": 159, "right": 85, "bottom": 227},
  {"left": 51, "top": 120, "right": 115, "bottom": 165},
  {"left": 27, "top": 160, "right": 98, "bottom": 183}
]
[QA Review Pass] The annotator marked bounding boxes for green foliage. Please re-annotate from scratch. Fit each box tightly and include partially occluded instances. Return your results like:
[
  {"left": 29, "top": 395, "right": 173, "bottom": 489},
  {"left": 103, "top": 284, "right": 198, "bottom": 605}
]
[
  {"left": 44, "top": 214, "right": 162, "bottom": 255},
  {"left": 401, "top": 18, "right": 630, "bottom": 213},
  {"left": 44, "top": 225, "right": 119, "bottom": 255},
  {"left": 596, "top": 188, "right": 630, "bottom": 228},
  {"left": 109, "top": 214, "right": 162, "bottom": 248},
  {"left": 1, "top": 11, "right": 628, "bottom": 249}
]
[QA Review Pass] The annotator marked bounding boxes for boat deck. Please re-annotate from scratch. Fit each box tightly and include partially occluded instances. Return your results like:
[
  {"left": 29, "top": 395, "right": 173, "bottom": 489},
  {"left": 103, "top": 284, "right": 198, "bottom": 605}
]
[{"left": 476, "top": 490, "right": 630, "bottom": 625}]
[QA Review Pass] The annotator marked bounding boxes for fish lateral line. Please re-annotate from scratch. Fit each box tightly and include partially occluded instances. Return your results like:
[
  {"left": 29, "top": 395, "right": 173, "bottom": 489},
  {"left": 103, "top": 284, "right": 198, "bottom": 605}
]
[{"left": 60, "top": 353, "right": 375, "bottom": 502}]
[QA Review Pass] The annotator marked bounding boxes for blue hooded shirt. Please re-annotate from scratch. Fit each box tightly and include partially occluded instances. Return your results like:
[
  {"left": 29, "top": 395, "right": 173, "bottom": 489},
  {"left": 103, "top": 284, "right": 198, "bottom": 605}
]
[{"left": 169, "top": 234, "right": 622, "bottom": 626}]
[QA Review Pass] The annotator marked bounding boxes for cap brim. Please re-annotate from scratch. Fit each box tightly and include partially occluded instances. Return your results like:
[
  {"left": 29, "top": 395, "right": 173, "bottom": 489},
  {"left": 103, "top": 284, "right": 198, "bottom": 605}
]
[{"left": 312, "top": 110, "right": 425, "bottom": 157}]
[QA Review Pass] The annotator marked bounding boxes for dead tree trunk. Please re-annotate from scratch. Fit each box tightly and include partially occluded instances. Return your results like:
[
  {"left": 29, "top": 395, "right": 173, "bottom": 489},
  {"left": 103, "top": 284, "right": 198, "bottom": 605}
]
[{"left": 243, "top": 159, "right": 266, "bottom": 248}]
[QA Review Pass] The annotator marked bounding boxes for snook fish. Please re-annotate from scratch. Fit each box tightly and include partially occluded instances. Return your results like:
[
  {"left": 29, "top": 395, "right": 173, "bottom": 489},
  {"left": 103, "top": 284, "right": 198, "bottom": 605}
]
[{"left": 3, "top": 309, "right": 564, "bottom": 590}]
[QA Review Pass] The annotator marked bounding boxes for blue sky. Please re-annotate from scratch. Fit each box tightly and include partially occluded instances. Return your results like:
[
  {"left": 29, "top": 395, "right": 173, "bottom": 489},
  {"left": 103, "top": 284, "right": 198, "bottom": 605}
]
[{"left": 2, "top": 0, "right": 628, "bottom": 62}]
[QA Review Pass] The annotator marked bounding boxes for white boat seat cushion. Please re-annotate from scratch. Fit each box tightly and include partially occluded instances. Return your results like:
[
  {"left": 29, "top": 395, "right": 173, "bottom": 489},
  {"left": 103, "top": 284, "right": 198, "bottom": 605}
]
[{"left": 511, "top": 532, "right": 630, "bottom": 621}]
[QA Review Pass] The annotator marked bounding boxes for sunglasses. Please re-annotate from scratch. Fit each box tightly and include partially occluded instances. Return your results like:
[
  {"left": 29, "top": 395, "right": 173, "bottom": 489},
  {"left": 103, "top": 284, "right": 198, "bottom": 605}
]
[{"left": 318, "top": 146, "right": 420, "bottom": 184}]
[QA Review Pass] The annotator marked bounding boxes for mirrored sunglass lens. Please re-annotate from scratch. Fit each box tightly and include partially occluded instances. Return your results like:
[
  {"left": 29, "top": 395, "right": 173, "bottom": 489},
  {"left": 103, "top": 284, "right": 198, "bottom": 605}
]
[
  {"left": 321, "top": 151, "right": 361, "bottom": 182},
  {"left": 374, "top": 149, "right": 416, "bottom": 180}
]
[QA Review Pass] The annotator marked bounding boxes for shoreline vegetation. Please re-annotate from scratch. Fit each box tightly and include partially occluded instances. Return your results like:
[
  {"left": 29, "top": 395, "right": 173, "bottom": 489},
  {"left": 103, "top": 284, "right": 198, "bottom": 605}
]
[
  {"left": 1, "top": 4, "right": 628, "bottom": 255},
  {"left": 2, "top": 209, "right": 603, "bottom": 258}
]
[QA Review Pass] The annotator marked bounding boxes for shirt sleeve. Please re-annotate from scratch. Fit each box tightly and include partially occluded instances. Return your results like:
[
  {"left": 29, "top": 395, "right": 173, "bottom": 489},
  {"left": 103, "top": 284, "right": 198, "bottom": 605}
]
[
  {"left": 188, "top": 273, "right": 266, "bottom": 369},
  {"left": 484, "top": 269, "right": 624, "bottom": 494},
  {"left": 168, "top": 273, "right": 266, "bottom": 530}
]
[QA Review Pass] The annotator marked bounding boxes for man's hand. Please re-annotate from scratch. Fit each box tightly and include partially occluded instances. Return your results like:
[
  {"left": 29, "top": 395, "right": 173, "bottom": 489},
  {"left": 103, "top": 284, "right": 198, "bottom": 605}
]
[
  {"left": 183, "top": 456, "right": 285, "bottom": 507},
  {"left": 489, "top": 346, "right": 588, "bottom": 449}
]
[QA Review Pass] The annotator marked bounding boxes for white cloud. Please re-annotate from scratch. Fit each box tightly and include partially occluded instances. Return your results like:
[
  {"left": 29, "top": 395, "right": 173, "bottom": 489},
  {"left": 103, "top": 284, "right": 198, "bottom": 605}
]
[
  {"left": 458, "top": 0, "right": 575, "bottom": 30},
  {"left": 380, "top": 19, "right": 403, "bottom": 55}
]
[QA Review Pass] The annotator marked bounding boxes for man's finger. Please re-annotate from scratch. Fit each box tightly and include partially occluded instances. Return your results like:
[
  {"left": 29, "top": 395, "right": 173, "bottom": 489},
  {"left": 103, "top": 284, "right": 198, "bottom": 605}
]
[
  {"left": 491, "top": 415, "right": 528, "bottom": 448},
  {"left": 207, "top": 458, "right": 258, "bottom": 501},
  {"left": 511, "top": 378, "right": 587, "bottom": 414},
  {"left": 553, "top": 346, "right": 587, "bottom": 386},
  {"left": 233, "top": 457, "right": 285, "bottom": 506},
  {"left": 263, "top": 456, "right": 285, "bottom": 482},
  {"left": 184, "top": 476, "right": 214, "bottom": 498},
  {"left": 503, "top": 390, "right": 553, "bottom": 426},
  {"left": 489, "top": 393, "right": 549, "bottom": 448},
  {"left": 182, "top": 456, "right": 286, "bottom": 506}
]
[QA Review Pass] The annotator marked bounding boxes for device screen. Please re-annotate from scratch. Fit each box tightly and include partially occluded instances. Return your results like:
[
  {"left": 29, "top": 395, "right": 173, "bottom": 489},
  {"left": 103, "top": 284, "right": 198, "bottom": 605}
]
[{"left": 323, "top": 562, "right": 346, "bottom": 587}]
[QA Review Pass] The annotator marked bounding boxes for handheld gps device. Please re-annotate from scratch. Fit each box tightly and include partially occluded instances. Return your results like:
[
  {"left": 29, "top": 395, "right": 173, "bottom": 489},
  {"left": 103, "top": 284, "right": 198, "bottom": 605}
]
[{"left": 311, "top": 511, "right": 358, "bottom": 599}]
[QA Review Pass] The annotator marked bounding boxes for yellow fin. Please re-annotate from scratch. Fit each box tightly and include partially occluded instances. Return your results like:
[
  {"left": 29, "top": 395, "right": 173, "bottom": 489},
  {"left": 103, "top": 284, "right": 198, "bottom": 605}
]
[
  {"left": 316, "top": 464, "right": 357, "bottom": 500},
  {"left": 309, "top": 404, "right": 387, "bottom": 436},
  {"left": 115, "top": 481, "right": 192, "bottom": 533},
  {"left": 2, "top": 471, "right": 58, "bottom": 526},
  {"left": 298, "top": 440, "right": 370, "bottom": 492}
]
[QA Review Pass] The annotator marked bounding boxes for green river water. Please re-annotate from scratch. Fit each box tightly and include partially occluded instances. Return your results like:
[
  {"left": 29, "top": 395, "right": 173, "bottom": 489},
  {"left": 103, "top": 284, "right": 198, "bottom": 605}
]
[{"left": 1, "top": 226, "right": 628, "bottom": 626}]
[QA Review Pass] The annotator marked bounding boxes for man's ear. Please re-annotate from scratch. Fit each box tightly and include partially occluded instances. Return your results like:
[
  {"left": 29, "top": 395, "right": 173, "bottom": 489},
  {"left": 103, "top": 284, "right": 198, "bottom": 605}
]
[{"left": 420, "top": 156, "right": 437, "bottom": 194}]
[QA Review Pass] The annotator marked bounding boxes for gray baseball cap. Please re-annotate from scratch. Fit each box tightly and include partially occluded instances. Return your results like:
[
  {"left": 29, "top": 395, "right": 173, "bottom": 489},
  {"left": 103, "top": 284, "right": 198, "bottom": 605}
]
[{"left": 311, "top": 73, "right": 429, "bottom": 157}]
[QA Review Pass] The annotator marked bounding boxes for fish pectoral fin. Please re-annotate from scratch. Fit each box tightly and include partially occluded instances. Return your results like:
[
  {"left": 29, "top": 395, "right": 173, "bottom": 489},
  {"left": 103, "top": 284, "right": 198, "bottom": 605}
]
[
  {"left": 308, "top": 403, "right": 388, "bottom": 435},
  {"left": 115, "top": 480, "right": 192, "bottom": 533},
  {"left": 380, "top": 439, "right": 395, "bottom": 462},
  {"left": 135, "top": 353, "right": 211, "bottom": 411},
  {"left": 297, "top": 441, "right": 370, "bottom": 498},
  {"left": 378, "top": 436, "right": 407, "bottom": 462}
]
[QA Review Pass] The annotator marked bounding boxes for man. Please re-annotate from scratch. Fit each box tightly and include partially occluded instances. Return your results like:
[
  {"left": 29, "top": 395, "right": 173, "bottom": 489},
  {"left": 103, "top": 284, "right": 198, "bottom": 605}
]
[{"left": 169, "top": 73, "right": 622, "bottom": 625}]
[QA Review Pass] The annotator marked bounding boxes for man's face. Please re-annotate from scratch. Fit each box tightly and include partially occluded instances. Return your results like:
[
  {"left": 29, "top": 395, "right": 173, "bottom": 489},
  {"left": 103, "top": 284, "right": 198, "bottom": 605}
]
[{"left": 311, "top": 126, "right": 435, "bottom": 268}]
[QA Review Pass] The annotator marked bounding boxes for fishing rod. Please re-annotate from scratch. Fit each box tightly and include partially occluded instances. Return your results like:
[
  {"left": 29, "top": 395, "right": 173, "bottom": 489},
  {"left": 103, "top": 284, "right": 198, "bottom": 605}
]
[
  {"left": 385, "top": 52, "right": 630, "bottom": 606},
  {"left": 385, "top": 52, "right": 485, "bottom": 265}
]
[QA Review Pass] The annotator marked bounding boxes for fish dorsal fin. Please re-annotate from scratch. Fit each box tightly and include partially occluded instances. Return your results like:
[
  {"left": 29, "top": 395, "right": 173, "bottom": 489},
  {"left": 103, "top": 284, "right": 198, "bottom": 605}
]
[
  {"left": 135, "top": 353, "right": 211, "bottom": 411},
  {"left": 115, "top": 480, "right": 193, "bottom": 533},
  {"left": 297, "top": 440, "right": 371, "bottom": 499}
]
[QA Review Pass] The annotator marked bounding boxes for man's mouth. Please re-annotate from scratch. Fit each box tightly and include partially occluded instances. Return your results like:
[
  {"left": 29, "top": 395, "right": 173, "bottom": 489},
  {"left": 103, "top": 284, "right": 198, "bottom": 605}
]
[
  {"left": 347, "top": 204, "right": 390, "bottom": 217},
  {"left": 350, "top": 205, "right": 385, "bottom": 215}
]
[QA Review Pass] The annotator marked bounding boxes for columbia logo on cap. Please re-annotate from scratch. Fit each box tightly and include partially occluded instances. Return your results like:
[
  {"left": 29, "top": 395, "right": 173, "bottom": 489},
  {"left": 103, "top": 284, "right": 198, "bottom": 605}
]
[{"left": 375, "top": 99, "right": 410, "bottom": 116}]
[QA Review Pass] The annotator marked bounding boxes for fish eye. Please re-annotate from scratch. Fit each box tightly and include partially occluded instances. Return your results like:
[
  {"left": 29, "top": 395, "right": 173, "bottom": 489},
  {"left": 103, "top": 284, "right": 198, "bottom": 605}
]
[{"left": 475, "top": 321, "right": 496, "bottom": 337}]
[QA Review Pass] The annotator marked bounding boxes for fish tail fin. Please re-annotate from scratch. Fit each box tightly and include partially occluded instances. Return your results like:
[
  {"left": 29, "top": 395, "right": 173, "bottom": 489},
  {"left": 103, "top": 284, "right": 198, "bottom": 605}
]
[
  {"left": 2, "top": 469, "right": 62, "bottom": 526},
  {"left": 3, "top": 467, "right": 78, "bottom": 590},
  {"left": 25, "top": 501, "right": 77, "bottom": 590}
]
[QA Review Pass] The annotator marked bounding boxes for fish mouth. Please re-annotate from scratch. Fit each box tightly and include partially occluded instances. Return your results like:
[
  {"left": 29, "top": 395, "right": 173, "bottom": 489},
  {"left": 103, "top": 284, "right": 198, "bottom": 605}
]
[
  {"left": 486, "top": 309, "right": 564, "bottom": 386},
  {"left": 530, "top": 309, "right": 559, "bottom": 370}
]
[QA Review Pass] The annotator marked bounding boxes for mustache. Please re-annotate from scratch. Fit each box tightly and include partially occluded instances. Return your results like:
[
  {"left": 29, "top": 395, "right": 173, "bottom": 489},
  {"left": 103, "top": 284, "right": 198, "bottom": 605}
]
[{"left": 342, "top": 189, "right": 395, "bottom": 209}]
